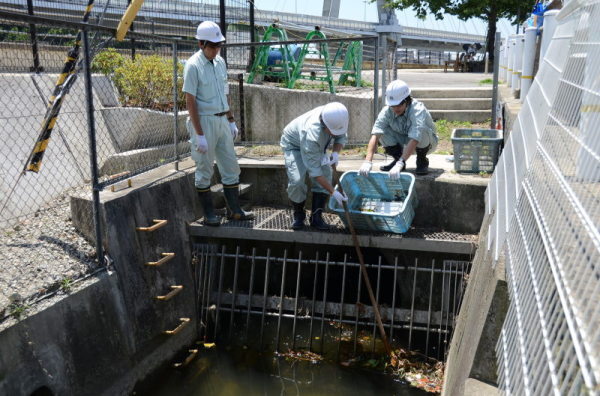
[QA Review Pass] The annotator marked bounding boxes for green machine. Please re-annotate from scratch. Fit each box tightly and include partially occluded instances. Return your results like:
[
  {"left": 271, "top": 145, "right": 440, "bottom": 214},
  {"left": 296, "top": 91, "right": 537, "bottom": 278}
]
[
  {"left": 247, "top": 25, "right": 363, "bottom": 94},
  {"left": 334, "top": 40, "right": 363, "bottom": 87}
]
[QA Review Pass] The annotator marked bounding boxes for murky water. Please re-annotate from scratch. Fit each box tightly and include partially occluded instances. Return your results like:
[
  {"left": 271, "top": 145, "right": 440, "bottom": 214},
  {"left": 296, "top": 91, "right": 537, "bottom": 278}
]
[{"left": 138, "top": 345, "right": 429, "bottom": 396}]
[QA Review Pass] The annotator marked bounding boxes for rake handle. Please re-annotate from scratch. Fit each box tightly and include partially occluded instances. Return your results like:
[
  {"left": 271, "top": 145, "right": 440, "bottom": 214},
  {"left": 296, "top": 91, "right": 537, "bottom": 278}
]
[{"left": 334, "top": 174, "right": 392, "bottom": 356}]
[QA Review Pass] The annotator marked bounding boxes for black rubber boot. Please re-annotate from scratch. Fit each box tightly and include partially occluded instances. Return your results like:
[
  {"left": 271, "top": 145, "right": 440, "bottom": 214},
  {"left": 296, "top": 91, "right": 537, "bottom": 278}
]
[
  {"left": 223, "top": 184, "right": 255, "bottom": 220},
  {"left": 415, "top": 145, "right": 431, "bottom": 175},
  {"left": 379, "top": 144, "right": 403, "bottom": 171},
  {"left": 196, "top": 188, "right": 221, "bottom": 226},
  {"left": 291, "top": 201, "right": 306, "bottom": 230},
  {"left": 310, "top": 192, "right": 332, "bottom": 231}
]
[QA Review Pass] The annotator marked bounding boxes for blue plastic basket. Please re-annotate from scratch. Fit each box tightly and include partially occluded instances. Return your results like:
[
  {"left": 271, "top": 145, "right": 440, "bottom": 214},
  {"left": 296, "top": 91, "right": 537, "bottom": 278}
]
[{"left": 328, "top": 171, "right": 418, "bottom": 234}]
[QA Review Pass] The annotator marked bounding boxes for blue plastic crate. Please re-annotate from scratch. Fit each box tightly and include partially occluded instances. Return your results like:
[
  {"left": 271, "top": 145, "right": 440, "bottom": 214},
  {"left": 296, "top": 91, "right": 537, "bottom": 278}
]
[
  {"left": 328, "top": 171, "right": 418, "bottom": 234},
  {"left": 451, "top": 128, "right": 503, "bottom": 173}
]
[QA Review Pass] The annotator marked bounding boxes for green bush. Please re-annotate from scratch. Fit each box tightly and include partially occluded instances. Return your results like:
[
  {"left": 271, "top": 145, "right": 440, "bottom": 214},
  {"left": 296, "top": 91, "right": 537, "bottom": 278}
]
[
  {"left": 91, "top": 48, "right": 125, "bottom": 75},
  {"left": 93, "top": 50, "right": 185, "bottom": 111}
]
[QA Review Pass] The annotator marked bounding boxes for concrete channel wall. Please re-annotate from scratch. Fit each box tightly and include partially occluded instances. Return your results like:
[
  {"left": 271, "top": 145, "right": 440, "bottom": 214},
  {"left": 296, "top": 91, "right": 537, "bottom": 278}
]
[{"left": 1, "top": 167, "right": 201, "bottom": 395}]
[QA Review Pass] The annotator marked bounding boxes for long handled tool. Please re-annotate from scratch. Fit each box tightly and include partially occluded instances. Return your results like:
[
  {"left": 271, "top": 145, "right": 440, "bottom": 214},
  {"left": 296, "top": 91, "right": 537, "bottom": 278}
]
[{"left": 333, "top": 170, "right": 392, "bottom": 356}]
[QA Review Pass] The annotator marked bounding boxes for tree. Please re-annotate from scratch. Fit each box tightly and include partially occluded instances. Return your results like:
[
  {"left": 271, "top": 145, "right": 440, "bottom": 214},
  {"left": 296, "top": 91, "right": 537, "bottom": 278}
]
[{"left": 382, "top": 0, "right": 536, "bottom": 61}]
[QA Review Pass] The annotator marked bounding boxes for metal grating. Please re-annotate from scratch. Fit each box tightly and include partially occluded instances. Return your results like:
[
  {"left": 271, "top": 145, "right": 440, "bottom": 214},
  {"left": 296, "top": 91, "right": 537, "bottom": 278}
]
[{"left": 208, "top": 206, "right": 478, "bottom": 243}]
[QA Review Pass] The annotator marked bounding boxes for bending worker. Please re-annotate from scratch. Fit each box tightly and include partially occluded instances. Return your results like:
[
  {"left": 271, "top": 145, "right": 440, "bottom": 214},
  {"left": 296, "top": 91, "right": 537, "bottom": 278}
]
[
  {"left": 359, "top": 80, "right": 438, "bottom": 178},
  {"left": 281, "top": 102, "right": 349, "bottom": 231},
  {"left": 183, "top": 21, "right": 254, "bottom": 226}
]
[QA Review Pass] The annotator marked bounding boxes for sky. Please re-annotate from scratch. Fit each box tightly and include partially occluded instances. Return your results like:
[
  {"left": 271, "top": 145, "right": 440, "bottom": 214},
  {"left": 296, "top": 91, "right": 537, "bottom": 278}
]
[{"left": 253, "top": 0, "right": 517, "bottom": 38}]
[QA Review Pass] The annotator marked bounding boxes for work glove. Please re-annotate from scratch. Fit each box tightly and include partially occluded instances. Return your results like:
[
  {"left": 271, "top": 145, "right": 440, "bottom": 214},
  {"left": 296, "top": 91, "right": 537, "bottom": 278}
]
[
  {"left": 331, "top": 190, "right": 348, "bottom": 207},
  {"left": 389, "top": 159, "right": 405, "bottom": 180},
  {"left": 196, "top": 134, "right": 208, "bottom": 154},
  {"left": 359, "top": 161, "right": 372, "bottom": 177},
  {"left": 329, "top": 152, "right": 339, "bottom": 167},
  {"left": 229, "top": 121, "right": 238, "bottom": 139}
]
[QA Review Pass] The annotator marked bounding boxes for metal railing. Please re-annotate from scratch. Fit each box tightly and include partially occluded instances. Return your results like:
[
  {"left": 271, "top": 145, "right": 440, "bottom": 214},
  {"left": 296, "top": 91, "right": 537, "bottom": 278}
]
[
  {"left": 193, "top": 244, "right": 471, "bottom": 360},
  {"left": 487, "top": 1, "right": 600, "bottom": 394}
]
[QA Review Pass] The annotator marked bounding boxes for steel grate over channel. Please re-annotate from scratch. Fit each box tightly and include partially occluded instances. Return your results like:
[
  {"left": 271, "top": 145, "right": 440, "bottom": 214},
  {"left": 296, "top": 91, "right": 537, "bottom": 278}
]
[{"left": 210, "top": 206, "right": 477, "bottom": 243}]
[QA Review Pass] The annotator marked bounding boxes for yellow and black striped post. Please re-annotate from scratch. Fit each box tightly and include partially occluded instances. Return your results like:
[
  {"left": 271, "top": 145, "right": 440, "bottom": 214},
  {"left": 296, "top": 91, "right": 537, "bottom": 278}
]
[{"left": 24, "top": 0, "right": 95, "bottom": 173}]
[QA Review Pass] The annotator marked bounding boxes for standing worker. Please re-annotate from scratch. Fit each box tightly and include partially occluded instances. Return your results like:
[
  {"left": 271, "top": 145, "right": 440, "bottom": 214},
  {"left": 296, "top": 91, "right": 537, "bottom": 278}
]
[
  {"left": 281, "top": 102, "right": 349, "bottom": 230},
  {"left": 359, "top": 80, "right": 438, "bottom": 178},
  {"left": 183, "top": 21, "right": 254, "bottom": 226}
]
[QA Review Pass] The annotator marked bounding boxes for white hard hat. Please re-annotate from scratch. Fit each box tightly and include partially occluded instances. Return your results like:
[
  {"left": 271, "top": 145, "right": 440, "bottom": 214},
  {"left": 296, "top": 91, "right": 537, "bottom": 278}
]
[
  {"left": 321, "top": 102, "right": 349, "bottom": 136},
  {"left": 195, "top": 21, "right": 225, "bottom": 43},
  {"left": 385, "top": 80, "right": 411, "bottom": 106}
]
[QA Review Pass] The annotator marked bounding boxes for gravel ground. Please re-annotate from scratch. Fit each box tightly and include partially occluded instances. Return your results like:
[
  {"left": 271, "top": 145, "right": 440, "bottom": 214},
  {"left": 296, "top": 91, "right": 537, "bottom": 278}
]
[{"left": 0, "top": 189, "right": 100, "bottom": 322}]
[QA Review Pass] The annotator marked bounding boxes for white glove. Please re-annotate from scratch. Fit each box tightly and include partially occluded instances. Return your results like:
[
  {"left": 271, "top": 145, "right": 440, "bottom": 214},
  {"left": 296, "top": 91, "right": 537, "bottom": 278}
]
[
  {"left": 389, "top": 159, "right": 405, "bottom": 180},
  {"left": 195, "top": 134, "right": 208, "bottom": 153},
  {"left": 329, "top": 152, "right": 339, "bottom": 167},
  {"left": 332, "top": 190, "right": 348, "bottom": 207},
  {"left": 359, "top": 161, "right": 372, "bottom": 177},
  {"left": 229, "top": 121, "right": 238, "bottom": 139}
]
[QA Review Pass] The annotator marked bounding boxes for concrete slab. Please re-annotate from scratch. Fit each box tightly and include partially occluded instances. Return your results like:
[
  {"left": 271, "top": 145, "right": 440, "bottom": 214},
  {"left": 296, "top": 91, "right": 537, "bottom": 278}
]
[{"left": 463, "top": 378, "right": 498, "bottom": 396}]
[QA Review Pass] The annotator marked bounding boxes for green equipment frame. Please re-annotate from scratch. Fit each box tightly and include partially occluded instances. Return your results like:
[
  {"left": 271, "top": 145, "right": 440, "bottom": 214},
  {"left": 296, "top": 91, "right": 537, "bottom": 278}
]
[{"left": 247, "top": 25, "right": 363, "bottom": 94}]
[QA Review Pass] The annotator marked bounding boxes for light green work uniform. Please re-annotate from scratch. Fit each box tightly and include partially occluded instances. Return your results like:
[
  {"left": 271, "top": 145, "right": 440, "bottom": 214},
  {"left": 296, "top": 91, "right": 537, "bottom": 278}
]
[
  {"left": 280, "top": 106, "right": 348, "bottom": 203},
  {"left": 372, "top": 99, "right": 438, "bottom": 152},
  {"left": 183, "top": 50, "right": 239, "bottom": 188}
]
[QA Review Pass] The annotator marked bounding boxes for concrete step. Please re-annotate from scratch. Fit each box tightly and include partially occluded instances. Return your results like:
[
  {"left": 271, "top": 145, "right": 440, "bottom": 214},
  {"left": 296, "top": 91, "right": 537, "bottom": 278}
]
[
  {"left": 430, "top": 110, "right": 491, "bottom": 123},
  {"left": 419, "top": 98, "right": 492, "bottom": 111},
  {"left": 412, "top": 87, "right": 492, "bottom": 98}
]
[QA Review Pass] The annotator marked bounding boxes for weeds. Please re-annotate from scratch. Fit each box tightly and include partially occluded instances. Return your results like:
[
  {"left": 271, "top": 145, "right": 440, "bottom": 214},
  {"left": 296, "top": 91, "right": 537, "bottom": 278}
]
[
  {"left": 60, "top": 277, "right": 74, "bottom": 292},
  {"left": 9, "top": 302, "right": 28, "bottom": 320}
]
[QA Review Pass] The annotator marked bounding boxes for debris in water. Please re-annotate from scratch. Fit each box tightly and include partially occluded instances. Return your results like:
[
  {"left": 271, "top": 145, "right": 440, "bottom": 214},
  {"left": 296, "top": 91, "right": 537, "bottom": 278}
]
[
  {"left": 276, "top": 349, "right": 324, "bottom": 364},
  {"left": 388, "top": 348, "right": 444, "bottom": 394}
]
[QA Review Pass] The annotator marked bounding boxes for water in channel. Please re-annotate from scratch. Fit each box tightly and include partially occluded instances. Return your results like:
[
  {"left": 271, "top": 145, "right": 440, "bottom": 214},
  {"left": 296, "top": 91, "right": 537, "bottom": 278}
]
[{"left": 138, "top": 345, "right": 429, "bottom": 396}]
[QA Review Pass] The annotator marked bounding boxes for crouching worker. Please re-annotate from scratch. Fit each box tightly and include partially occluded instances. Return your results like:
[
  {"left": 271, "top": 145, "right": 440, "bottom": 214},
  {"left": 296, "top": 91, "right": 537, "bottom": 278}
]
[
  {"left": 281, "top": 102, "right": 349, "bottom": 230},
  {"left": 184, "top": 21, "right": 253, "bottom": 226},
  {"left": 359, "top": 80, "right": 438, "bottom": 178}
]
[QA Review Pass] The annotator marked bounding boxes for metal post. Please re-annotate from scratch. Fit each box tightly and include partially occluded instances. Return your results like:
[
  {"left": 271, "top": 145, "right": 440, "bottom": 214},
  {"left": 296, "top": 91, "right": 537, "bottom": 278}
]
[
  {"left": 373, "top": 38, "right": 380, "bottom": 122},
  {"left": 238, "top": 73, "right": 246, "bottom": 141},
  {"left": 82, "top": 29, "right": 105, "bottom": 269},
  {"left": 381, "top": 35, "right": 387, "bottom": 110},
  {"left": 491, "top": 32, "right": 501, "bottom": 129},
  {"left": 27, "top": 0, "right": 42, "bottom": 73},
  {"left": 219, "top": 0, "right": 227, "bottom": 63},
  {"left": 172, "top": 41, "right": 179, "bottom": 170},
  {"left": 128, "top": 0, "right": 135, "bottom": 60},
  {"left": 249, "top": 0, "right": 255, "bottom": 70}
]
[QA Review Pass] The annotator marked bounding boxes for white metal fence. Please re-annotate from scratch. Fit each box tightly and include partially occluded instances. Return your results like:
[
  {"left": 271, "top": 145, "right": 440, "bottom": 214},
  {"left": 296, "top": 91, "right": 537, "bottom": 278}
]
[{"left": 487, "top": 0, "right": 600, "bottom": 394}]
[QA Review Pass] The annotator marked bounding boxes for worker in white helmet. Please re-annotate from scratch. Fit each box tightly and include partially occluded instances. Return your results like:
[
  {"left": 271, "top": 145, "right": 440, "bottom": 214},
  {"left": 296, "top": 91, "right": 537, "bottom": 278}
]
[
  {"left": 183, "top": 21, "right": 253, "bottom": 226},
  {"left": 281, "top": 102, "right": 349, "bottom": 230},
  {"left": 359, "top": 80, "right": 438, "bottom": 178}
]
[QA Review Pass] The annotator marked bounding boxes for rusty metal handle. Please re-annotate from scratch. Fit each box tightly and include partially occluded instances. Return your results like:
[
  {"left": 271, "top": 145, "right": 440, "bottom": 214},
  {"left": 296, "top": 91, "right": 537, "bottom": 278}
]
[
  {"left": 173, "top": 349, "right": 198, "bottom": 368},
  {"left": 145, "top": 252, "right": 175, "bottom": 267},
  {"left": 136, "top": 219, "right": 168, "bottom": 232},
  {"left": 163, "top": 317, "right": 190, "bottom": 335},
  {"left": 156, "top": 285, "right": 183, "bottom": 301}
]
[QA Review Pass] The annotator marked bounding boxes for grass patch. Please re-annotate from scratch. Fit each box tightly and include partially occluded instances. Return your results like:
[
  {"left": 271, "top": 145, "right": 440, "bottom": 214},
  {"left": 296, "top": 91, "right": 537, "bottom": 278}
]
[{"left": 479, "top": 78, "right": 493, "bottom": 84}]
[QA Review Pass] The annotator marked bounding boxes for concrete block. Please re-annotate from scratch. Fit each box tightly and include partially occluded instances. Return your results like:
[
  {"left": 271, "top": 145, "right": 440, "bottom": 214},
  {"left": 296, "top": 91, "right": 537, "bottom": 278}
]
[
  {"left": 101, "top": 107, "right": 188, "bottom": 152},
  {"left": 92, "top": 74, "right": 120, "bottom": 107},
  {"left": 99, "top": 141, "right": 189, "bottom": 176},
  {"left": 242, "top": 83, "right": 375, "bottom": 143},
  {"left": 430, "top": 110, "right": 491, "bottom": 123}
]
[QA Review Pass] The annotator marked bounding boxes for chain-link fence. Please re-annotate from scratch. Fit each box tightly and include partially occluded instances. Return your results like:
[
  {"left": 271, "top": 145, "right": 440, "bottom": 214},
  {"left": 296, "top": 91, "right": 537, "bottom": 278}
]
[{"left": 0, "top": 8, "right": 388, "bottom": 320}]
